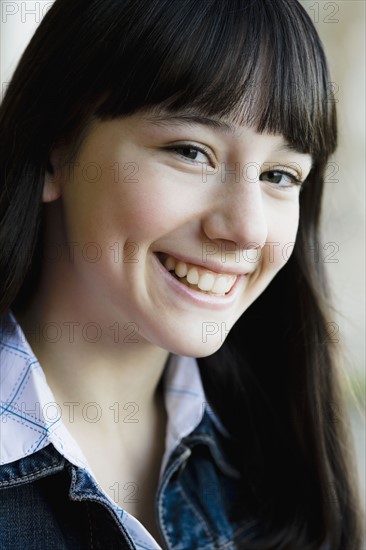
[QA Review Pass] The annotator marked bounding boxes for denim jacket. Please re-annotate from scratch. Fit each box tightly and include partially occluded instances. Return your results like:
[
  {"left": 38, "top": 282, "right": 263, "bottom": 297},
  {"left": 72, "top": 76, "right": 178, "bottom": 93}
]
[
  {"left": 0, "top": 414, "right": 263, "bottom": 549},
  {"left": 0, "top": 310, "right": 262, "bottom": 549}
]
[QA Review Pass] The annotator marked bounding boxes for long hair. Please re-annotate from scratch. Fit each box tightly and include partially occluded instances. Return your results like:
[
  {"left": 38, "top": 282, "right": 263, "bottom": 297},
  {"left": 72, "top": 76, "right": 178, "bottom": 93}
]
[{"left": 0, "top": 0, "right": 363, "bottom": 547}]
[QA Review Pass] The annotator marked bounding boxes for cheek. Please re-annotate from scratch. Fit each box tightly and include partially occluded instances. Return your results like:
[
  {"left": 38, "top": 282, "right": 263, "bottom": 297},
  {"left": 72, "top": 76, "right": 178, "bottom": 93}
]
[
  {"left": 115, "top": 167, "right": 195, "bottom": 238},
  {"left": 265, "top": 201, "right": 300, "bottom": 269},
  {"left": 60, "top": 168, "right": 170, "bottom": 243}
]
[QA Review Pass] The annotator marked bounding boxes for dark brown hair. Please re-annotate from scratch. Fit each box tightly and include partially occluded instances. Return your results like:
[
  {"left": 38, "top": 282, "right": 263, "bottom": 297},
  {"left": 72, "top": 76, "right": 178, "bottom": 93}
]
[{"left": 0, "top": 0, "right": 363, "bottom": 547}]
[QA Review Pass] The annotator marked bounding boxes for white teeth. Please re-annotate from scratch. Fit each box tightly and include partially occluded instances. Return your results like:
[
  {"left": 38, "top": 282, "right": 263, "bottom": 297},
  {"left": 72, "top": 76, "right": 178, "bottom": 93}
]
[
  {"left": 186, "top": 268, "right": 199, "bottom": 285},
  {"left": 175, "top": 261, "right": 188, "bottom": 278},
  {"left": 197, "top": 273, "right": 215, "bottom": 291},
  {"left": 162, "top": 254, "right": 238, "bottom": 295},
  {"left": 225, "top": 276, "right": 236, "bottom": 293},
  {"left": 212, "top": 276, "right": 230, "bottom": 295}
]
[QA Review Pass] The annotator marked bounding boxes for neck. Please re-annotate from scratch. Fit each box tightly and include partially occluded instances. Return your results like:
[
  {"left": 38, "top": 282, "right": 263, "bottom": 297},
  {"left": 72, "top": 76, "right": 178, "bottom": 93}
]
[{"left": 13, "top": 298, "right": 171, "bottom": 433}]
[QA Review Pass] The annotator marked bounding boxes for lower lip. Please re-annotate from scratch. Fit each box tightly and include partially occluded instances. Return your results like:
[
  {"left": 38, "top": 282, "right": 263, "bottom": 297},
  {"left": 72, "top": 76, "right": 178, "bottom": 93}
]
[{"left": 152, "top": 252, "right": 247, "bottom": 309}]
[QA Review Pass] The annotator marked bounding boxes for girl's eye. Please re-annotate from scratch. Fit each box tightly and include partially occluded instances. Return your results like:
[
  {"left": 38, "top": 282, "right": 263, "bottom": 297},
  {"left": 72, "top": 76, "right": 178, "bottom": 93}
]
[
  {"left": 164, "top": 144, "right": 212, "bottom": 165},
  {"left": 260, "top": 170, "right": 302, "bottom": 189}
]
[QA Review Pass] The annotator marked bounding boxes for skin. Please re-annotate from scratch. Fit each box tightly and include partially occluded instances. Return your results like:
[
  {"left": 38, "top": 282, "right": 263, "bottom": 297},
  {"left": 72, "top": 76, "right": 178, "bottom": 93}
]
[{"left": 15, "top": 109, "right": 312, "bottom": 534}]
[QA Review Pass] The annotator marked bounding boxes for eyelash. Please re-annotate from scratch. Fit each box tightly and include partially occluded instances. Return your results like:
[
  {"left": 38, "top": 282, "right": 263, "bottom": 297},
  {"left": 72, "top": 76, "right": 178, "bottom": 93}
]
[
  {"left": 163, "top": 143, "right": 303, "bottom": 190},
  {"left": 164, "top": 143, "right": 213, "bottom": 164},
  {"left": 260, "top": 167, "right": 303, "bottom": 189}
]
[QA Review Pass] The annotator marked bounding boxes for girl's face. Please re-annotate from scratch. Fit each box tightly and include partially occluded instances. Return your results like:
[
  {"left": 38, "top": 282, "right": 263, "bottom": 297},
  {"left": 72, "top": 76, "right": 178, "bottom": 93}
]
[{"left": 46, "top": 109, "right": 312, "bottom": 357}]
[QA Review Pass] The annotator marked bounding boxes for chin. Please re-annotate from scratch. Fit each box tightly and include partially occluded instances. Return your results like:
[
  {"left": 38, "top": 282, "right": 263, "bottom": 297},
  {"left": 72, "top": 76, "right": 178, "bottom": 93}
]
[{"left": 163, "top": 334, "right": 226, "bottom": 359}]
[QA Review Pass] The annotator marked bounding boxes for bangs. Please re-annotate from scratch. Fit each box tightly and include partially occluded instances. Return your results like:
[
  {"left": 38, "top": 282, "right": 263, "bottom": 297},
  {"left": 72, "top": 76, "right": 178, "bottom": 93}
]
[{"left": 94, "top": 0, "right": 337, "bottom": 159}]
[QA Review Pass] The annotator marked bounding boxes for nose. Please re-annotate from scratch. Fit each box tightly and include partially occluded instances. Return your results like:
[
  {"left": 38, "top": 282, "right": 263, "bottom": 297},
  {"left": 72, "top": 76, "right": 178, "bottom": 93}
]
[{"left": 202, "top": 175, "right": 268, "bottom": 252}]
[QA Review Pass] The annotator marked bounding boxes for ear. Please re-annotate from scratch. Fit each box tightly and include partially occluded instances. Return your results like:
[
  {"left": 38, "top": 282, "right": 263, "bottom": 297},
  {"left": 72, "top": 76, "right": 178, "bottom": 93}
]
[{"left": 42, "top": 146, "right": 65, "bottom": 203}]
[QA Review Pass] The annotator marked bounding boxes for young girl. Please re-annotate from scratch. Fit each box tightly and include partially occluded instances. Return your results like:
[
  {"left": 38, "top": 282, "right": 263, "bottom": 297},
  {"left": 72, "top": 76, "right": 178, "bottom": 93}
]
[{"left": 0, "top": 0, "right": 363, "bottom": 548}]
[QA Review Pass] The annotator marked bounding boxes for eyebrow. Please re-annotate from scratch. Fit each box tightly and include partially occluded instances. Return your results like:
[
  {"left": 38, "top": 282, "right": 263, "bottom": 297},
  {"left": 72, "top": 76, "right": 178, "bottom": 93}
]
[{"left": 144, "top": 113, "right": 309, "bottom": 156}]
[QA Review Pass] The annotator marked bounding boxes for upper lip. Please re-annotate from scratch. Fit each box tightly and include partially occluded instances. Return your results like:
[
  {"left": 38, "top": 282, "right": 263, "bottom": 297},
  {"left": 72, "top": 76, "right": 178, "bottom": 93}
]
[{"left": 156, "top": 251, "right": 254, "bottom": 276}]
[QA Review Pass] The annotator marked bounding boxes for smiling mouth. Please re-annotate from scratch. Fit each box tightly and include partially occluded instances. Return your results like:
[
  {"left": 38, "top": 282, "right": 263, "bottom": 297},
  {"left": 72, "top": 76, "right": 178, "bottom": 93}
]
[{"left": 156, "top": 253, "right": 238, "bottom": 296}]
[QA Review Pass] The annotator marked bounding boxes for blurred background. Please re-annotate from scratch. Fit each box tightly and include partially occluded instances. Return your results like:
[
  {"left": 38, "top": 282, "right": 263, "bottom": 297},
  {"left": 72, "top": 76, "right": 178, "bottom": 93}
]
[
  {"left": 299, "top": 2, "right": 366, "bottom": 537},
  {"left": 1, "top": 0, "right": 365, "bottom": 538}
]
